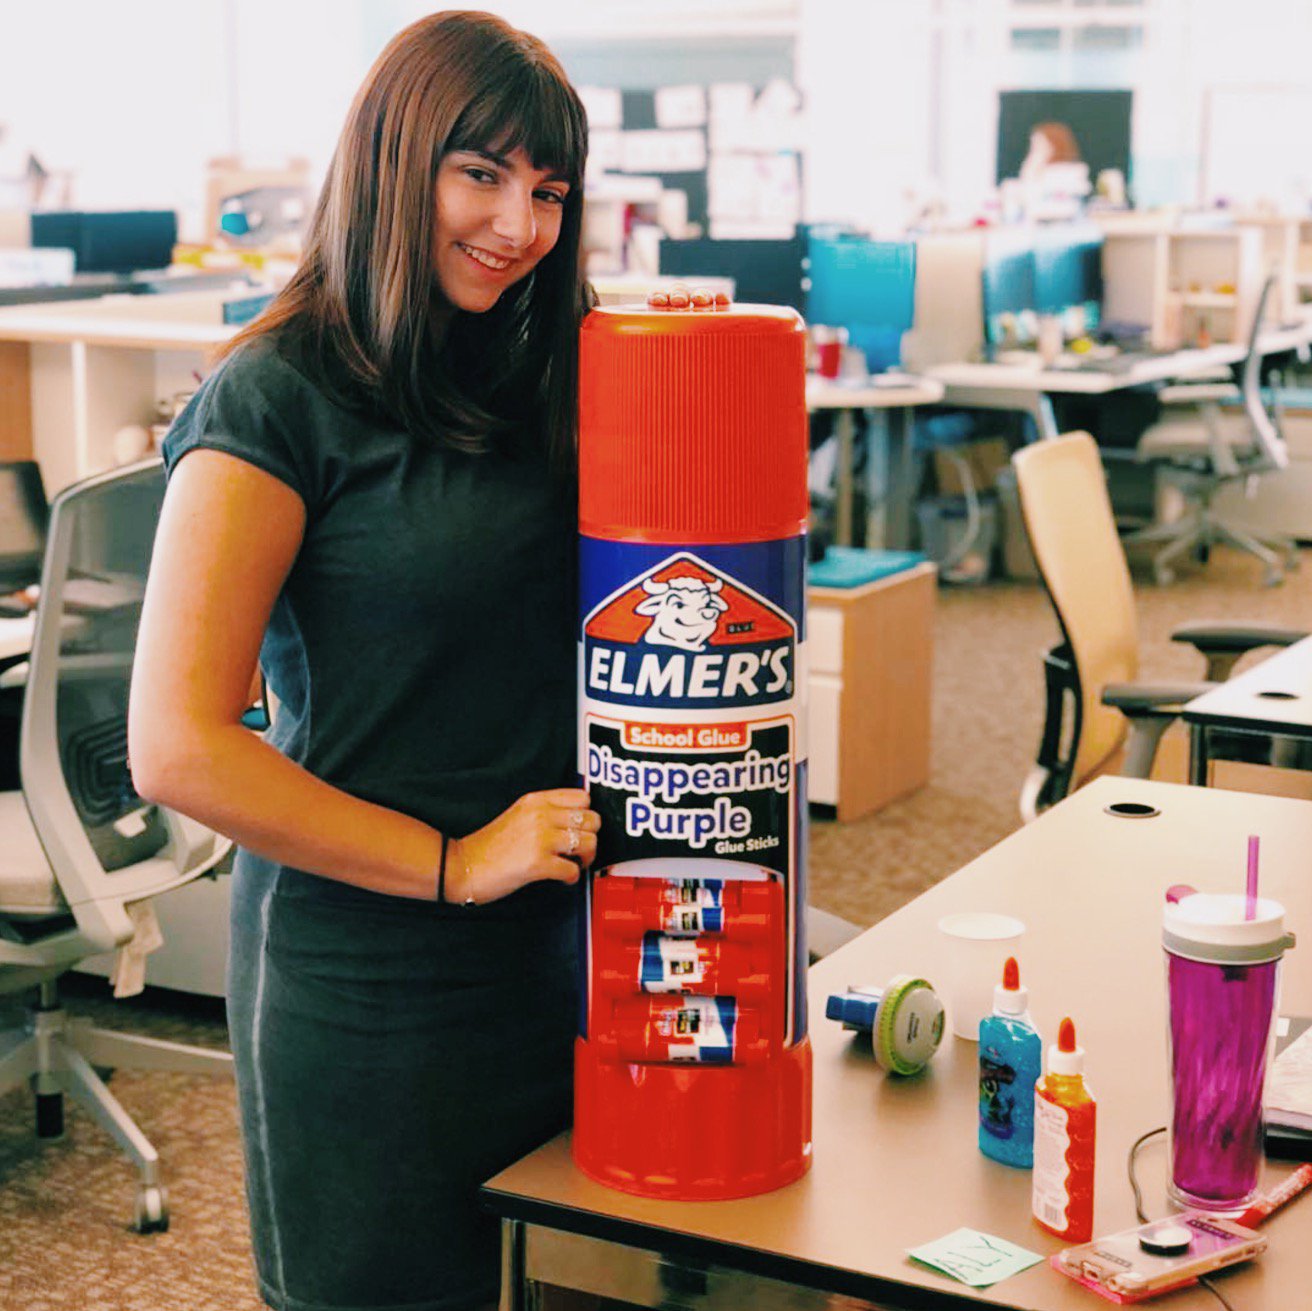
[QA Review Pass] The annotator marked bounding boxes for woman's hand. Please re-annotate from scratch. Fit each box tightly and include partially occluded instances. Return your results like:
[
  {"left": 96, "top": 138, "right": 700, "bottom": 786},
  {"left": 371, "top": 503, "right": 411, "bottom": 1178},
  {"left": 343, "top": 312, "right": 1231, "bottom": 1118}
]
[{"left": 447, "top": 789, "right": 600, "bottom": 905}]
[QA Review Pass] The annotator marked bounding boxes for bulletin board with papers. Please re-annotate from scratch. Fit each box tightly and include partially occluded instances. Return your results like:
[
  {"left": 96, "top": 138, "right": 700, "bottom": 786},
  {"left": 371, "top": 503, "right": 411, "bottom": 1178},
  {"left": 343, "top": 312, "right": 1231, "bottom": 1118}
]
[{"left": 578, "top": 79, "right": 804, "bottom": 240}]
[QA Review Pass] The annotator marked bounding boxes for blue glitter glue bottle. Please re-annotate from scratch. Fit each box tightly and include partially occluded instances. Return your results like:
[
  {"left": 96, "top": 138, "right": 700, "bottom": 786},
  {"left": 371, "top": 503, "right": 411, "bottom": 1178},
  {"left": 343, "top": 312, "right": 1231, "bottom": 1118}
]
[{"left": 978, "top": 956, "right": 1043, "bottom": 1168}]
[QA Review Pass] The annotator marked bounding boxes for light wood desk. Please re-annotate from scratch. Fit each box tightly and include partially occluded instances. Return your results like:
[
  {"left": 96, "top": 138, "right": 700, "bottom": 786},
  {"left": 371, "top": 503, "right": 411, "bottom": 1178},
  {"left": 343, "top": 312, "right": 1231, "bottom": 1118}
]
[
  {"left": 0, "top": 291, "right": 240, "bottom": 492},
  {"left": 806, "top": 374, "right": 946, "bottom": 549},
  {"left": 1185, "top": 635, "right": 1312, "bottom": 785},
  {"left": 484, "top": 777, "right": 1312, "bottom": 1310}
]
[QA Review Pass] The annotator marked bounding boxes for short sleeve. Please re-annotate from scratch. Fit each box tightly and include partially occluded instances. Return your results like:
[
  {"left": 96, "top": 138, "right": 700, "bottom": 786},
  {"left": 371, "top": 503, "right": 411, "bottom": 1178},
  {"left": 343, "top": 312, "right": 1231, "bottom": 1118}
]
[{"left": 162, "top": 339, "right": 322, "bottom": 507}]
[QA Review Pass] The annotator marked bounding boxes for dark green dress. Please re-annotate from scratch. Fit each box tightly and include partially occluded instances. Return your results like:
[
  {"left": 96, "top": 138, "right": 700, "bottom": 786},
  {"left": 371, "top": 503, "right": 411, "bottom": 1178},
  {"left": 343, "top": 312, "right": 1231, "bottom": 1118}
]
[{"left": 163, "top": 337, "right": 579, "bottom": 1311}]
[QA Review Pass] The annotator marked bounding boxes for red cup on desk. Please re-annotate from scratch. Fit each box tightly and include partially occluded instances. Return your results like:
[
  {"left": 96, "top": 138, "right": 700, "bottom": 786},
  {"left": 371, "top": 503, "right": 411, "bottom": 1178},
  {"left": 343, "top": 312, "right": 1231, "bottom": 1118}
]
[{"left": 812, "top": 325, "right": 847, "bottom": 379}]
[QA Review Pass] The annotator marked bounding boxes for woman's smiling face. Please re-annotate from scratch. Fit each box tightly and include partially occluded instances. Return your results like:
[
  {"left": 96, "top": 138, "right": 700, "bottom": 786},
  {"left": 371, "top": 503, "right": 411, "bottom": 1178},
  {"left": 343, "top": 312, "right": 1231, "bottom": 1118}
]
[{"left": 432, "top": 146, "right": 570, "bottom": 312}]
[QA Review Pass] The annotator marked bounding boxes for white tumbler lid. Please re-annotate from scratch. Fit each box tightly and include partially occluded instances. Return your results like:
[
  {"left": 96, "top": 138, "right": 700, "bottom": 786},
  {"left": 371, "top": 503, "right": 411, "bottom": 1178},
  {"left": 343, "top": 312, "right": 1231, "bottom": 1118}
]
[{"left": 1163, "top": 892, "right": 1295, "bottom": 964}]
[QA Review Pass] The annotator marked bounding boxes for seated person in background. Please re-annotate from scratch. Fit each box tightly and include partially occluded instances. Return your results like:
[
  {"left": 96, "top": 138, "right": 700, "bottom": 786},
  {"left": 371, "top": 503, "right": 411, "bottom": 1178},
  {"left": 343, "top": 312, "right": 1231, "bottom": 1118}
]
[{"left": 1017, "top": 122, "right": 1091, "bottom": 221}]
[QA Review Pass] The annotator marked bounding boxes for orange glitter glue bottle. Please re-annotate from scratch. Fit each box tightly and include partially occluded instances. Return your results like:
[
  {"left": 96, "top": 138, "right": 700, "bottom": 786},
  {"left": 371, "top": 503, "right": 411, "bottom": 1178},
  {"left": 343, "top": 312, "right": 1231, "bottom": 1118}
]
[{"left": 1032, "top": 1017, "right": 1096, "bottom": 1243}]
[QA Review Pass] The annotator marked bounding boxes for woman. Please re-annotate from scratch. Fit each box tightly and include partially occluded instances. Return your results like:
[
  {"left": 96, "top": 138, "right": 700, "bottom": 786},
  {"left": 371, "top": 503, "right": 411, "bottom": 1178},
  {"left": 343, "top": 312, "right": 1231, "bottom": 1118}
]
[{"left": 128, "top": 13, "right": 598, "bottom": 1310}]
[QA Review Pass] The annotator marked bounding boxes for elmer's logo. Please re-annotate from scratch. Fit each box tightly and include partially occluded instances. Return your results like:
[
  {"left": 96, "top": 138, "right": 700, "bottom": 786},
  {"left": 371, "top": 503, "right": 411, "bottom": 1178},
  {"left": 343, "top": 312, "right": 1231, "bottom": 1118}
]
[{"left": 584, "top": 554, "right": 796, "bottom": 710}]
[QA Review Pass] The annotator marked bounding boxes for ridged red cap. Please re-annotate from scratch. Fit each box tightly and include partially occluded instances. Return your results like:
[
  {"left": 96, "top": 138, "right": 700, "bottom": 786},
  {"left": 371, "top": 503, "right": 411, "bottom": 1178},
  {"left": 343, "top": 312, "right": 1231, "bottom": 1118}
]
[{"left": 578, "top": 302, "right": 808, "bottom": 543}]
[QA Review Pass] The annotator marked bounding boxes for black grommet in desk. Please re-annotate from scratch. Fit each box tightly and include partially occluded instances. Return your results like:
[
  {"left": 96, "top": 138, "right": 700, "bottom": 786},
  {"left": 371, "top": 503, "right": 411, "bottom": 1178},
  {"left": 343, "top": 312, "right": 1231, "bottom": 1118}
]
[
  {"left": 1105, "top": 802, "right": 1161, "bottom": 819},
  {"left": 1256, "top": 690, "right": 1298, "bottom": 700}
]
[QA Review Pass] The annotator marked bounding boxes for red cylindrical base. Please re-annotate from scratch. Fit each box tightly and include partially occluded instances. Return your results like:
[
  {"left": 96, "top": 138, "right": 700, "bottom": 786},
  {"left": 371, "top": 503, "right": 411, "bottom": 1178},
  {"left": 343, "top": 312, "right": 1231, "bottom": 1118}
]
[{"left": 572, "top": 1035, "right": 812, "bottom": 1200}]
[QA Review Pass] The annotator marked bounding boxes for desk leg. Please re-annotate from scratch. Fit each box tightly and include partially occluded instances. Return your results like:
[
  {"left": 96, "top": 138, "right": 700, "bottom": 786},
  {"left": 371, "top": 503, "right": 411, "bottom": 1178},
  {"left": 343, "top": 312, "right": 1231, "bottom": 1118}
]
[
  {"left": 835, "top": 408, "right": 856, "bottom": 546},
  {"left": 1189, "top": 724, "right": 1210, "bottom": 787},
  {"left": 1033, "top": 393, "right": 1059, "bottom": 441},
  {"left": 864, "top": 409, "right": 887, "bottom": 550},
  {"left": 886, "top": 405, "right": 916, "bottom": 550},
  {"left": 500, "top": 1218, "right": 531, "bottom": 1311}
]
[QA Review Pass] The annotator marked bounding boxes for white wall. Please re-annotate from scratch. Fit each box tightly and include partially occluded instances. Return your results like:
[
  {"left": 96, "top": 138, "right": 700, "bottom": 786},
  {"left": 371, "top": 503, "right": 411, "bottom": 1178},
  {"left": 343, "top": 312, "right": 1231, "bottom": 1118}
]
[
  {"left": 795, "top": 0, "right": 933, "bottom": 232},
  {"left": 0, "top": 1, "right": 230, "bottom": 227},
  {"left": 3, "top": 0, "right": 1312, "bottom": 242}
]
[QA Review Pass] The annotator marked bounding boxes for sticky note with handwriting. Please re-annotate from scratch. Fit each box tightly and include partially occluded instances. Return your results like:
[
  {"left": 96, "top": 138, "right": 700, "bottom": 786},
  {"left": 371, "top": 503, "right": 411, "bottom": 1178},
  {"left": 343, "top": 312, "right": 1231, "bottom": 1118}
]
[{"left": 907, "top": 1228, "right": 1043, "bottom": 1287}]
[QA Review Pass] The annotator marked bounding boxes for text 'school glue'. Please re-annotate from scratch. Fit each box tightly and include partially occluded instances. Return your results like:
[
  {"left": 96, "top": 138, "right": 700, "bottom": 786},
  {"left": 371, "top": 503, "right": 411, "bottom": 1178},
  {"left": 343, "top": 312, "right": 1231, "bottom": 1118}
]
[
  {"left": 979, "top": 957, "right": 1043, "bottom": 1168},
  {"left": 1033, "top": 1017, "right": 1097, "bottom": 1243}
]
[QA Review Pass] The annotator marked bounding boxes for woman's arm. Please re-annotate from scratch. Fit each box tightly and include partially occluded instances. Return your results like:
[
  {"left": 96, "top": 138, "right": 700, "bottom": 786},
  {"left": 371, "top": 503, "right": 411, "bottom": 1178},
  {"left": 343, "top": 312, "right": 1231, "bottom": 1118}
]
[{"left": 129, "top": 449, "right": 595, "bottom": 902}]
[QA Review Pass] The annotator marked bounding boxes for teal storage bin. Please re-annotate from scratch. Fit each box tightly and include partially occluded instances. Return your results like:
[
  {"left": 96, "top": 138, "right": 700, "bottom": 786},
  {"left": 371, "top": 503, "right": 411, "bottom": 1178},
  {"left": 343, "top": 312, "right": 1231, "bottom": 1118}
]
[{"left": 806, "top": 546, "right": 927, "bottom": 589}]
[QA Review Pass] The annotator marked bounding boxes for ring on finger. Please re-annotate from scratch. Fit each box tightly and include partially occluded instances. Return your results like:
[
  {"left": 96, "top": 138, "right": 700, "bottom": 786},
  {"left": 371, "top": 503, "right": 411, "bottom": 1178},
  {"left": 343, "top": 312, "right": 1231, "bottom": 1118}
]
[
  {"left": 565, "top": 828, "right": 580, "bottom": 856},
  {"left": 569, "top": 811, "right": 586, "bottom": 828}
]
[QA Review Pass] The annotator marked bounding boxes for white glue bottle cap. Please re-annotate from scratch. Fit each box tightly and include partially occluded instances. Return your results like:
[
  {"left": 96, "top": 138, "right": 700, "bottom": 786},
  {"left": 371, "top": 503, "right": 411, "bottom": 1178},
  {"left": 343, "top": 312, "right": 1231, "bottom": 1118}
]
[
  {"left": 1047, "top": 1016, "right": 1085, "bottom": 1076},
  {"left": 992, "top": 956, "right": 1029, "bottom": 1016}
]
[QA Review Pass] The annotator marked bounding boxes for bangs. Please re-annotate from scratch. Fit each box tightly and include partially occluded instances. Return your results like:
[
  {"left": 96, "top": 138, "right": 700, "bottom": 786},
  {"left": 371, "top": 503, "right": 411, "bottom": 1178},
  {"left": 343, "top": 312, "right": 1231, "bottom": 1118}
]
[{"left": 448, "top": 60, "right": 586, "bottom": 184}]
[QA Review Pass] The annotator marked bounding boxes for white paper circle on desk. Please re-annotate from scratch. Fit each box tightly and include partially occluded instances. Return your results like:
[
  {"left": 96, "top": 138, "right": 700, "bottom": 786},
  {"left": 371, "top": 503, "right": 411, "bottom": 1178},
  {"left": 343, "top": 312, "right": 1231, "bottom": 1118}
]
[{"left": 112, "top": 424, "right": 153, "bottom": 465}]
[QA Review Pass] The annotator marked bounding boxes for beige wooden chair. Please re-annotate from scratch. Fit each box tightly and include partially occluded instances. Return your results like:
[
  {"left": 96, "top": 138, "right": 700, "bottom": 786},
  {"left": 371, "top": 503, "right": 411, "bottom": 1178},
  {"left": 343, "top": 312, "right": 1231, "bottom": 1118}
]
[{"left": 1012, "top": 432, "right": 1302, "bottom": 820}]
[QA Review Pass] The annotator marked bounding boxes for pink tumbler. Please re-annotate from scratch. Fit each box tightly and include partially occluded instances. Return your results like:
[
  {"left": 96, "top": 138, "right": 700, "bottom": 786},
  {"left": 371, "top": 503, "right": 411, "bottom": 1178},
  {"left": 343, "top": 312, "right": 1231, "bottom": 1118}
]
[{"left": 1163, "top": 891, "right": 1295, "bottom": 1213}]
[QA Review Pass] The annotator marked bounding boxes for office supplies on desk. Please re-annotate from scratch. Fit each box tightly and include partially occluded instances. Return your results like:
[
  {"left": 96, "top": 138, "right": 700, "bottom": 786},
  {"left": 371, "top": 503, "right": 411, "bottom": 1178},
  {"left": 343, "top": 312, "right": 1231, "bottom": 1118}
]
[
  {"left": 979, "top": 957, "right": 1042, "bottom": 1168},
  {"left": 907, "top": 1229, "right": 1043, "bottom": 1288},
  {"left": 937, "top": 912, "right": 1025, "bottom": 1041},
  {"left": 1053, "top": 1214, "right": 1265, "bottom": 1303},
  {"left": 1032, "top": 1017, "right": 1097, "bottom": 1243},
  {"left": 825, "top": 974, "right": 944, "bottom": 1075}
]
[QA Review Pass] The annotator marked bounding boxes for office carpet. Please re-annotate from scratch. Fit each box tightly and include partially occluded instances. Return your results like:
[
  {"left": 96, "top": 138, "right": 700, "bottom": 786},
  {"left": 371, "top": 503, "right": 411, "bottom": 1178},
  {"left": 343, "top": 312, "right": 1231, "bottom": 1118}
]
[{"left": 1, "top": 544, "right": 1308, "bottom": 1311}]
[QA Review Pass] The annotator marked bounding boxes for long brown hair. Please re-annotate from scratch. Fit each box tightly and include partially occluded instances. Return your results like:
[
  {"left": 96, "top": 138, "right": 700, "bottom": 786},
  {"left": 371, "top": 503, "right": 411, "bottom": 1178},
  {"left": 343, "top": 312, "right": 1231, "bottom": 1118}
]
[{"left": 221, "top": 11, "right": 589, "bottom": 471}]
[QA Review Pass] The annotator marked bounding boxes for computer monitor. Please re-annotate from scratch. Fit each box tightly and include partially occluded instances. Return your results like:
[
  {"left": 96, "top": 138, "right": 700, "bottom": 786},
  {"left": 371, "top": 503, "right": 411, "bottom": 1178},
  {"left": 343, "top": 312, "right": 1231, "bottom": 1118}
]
[
  {"left": 31, "top": 211, "right": 178, "bottom": 275},
  {"left": 657, "top": 233, "right": 806, "bottom": 311},
  {"left": 0, "top": 462, "right": 48, "bottom": 594},
  {"left": 981, "top": 228, "right": 1037, "bottom": 354},
  {"left": 1033, "top": 222, "right": 1104, "bottom": 339},
  {"left": 805, "top": 235, "right": 916, "bottom": 372}
]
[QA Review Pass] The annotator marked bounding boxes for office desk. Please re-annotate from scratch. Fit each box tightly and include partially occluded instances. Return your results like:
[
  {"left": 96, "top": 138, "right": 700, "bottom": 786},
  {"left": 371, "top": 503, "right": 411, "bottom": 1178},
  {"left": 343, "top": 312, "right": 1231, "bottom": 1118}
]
[
  {"left": 925, "top": 318, "right": 1312, "bottom": 441},
  {"left": 806, "top": 374, "right": 946, "bottom": 548},
  {"left": 484, "top": 777, "right": 1312, "bottom": 1311},
  {"left": 1185, "top": 635, "right": 1312, "bottom": 785},
  {"left": 0, "top": 291, "right": 239, "bottom": 491}
]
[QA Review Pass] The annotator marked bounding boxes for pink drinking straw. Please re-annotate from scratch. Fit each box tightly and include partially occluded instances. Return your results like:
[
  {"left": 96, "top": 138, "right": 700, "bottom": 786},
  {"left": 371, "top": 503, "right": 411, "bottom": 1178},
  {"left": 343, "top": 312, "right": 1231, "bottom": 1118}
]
[{"left": 1246, "top": 834, "right": 1260, "bottom": 920}]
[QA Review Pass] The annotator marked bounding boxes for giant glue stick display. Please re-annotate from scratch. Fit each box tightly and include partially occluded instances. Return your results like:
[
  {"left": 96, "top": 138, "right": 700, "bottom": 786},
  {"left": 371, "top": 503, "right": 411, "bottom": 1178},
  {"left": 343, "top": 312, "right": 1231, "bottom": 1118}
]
[{"left": 574, "top": 291, "right": 812, "bottom": 1200}]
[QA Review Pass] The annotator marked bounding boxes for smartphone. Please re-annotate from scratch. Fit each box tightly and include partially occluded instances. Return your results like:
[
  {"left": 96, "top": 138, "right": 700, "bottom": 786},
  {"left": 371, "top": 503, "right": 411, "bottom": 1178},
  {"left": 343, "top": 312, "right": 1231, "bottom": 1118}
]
[{"left": 1053, "top": 1213, "right": 1266, "bottom": 1304}]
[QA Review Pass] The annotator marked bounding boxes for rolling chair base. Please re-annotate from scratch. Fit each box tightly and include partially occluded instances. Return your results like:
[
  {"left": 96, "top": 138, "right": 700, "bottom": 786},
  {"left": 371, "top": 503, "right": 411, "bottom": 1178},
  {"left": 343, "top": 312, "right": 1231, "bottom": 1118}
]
[
  {"left": 0, "top": 983, "right": 233, "bottom": 1232},
  {"left": 1124, "top": 501, "right": 1299, "bottom": 587}
]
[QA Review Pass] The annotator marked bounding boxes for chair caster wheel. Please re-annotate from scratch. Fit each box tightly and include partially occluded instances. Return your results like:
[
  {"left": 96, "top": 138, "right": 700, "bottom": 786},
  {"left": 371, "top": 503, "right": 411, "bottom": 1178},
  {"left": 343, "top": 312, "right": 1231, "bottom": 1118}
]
[
  {"left": 1154, "top": 567, "right": 1176, "bottom": 586},
  {"left": 35, "top": 1091, "right": 64, "bottom": 1139},
  {"left": 132, "top": 1185, "right": 170, "bottom": 1234}
]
